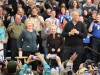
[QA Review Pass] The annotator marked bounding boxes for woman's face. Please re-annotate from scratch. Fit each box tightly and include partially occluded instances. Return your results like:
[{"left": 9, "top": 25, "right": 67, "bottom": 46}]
[
  {"left": 32, "top": 9, "right": 38, "bottom": 16},
  {"left": 50, "top": 26, "right": 57, "bottom": 34},
  {"left": 61, "top": 8, "right": 66, "bottom": 14},
  {"left": 62, "top": 18, "right": 68, "bottom": 25},
  {"left": 26, "top": 21, "right": 33, "bottom": 30},
  {"left": 73, "top": 1, "right": 77, "bottom": 7}
]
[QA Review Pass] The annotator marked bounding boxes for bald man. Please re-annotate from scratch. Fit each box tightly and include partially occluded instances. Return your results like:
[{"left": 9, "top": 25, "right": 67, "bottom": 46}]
[{"left": 62, "top": 11, "right": 87, "bottom": 72}]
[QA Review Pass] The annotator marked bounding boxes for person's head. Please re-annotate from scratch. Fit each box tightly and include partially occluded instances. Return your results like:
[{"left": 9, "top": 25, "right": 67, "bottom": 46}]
[
  {"left": 72, "top": 0, "right": 79, "bottom": 8},
  {"left": 31, "top": 7, "right": 40, "bottom": 17},
  {"left": 46, "top": 8, "right": 51, "bottom": 16},
  {"left": 78, "top": 16, "right": 84, "bottom": 22},
  {"left": 93, "top": 0, "right": 99, "bottom": 5},
  {"left": 83, "top": 10, "right": 88, "bottom": 16},
  {"left": 15, "top": 14, "right": 21, "bottom": 24},
  {"left": 24, "top": 19, "right": 34, "bottom": 30},
  {"left": 86, "top": 0, "right": 92, "bottom": 7},
  {"left": 0, "top": 7, "right": 3, "bottom": 15},
  {"left": 0, "top": 18, "right": 4, "bottom": 26},
  {"left": 60, "top": 2, "right": 66, "bottom": 7},
  {"left": 72, "top": 11, "right": 79, "bottom": 22},
  {"left": 96, "top": 13, "right": 100, "bottom": 22},
  {"left": 65, "top": 9, "right": 70, "bottom": 16},
  {"left": 17, "top": 7, "right": 24, "bottom": 16},
  {"left": 3, "top": 9, "right": 7, "bottom": 15},
  {"left": 60, "top": 7, "right": 66, "bottom": 14},
  {"left": 50, "top": 25, "right": 57, "bottom": 35},
  {"left": 7, "top": 60, "right": 19, "bottom": 74},
  {"left": 44, "top": 20, "right": 51, "bottom": 28},
  {"left": 50, "top": 10, "right": 56, "bottom": 18},
  {"left": 62, "top": 17, "right": 68, "bottom": 25},
  {"left": 28, "top": 0, "right": 36, "bottom": 8},
  {"left": 91, "top": 11, "right": 97, "bottom": 19}
]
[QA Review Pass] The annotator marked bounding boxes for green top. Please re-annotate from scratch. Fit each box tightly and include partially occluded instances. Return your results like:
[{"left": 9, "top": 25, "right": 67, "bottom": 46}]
[{"left": 7, "top": 22, "right": 25, "bottom": 39}]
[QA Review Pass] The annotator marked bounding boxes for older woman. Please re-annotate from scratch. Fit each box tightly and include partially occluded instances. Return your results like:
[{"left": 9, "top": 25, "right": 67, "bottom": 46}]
[
  {"left": 17, "top": 19, "right": 38, "bottom": 56},
  {"left": 47, "top": 25, "right": 64, "bottom": 59}
]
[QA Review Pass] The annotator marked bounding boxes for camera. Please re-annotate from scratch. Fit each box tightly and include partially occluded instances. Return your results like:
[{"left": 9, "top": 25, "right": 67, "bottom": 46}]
[
  {"left": 50, "top": 54, "right": 57, "bottom": 59},
  {"left": 32, "top": 54, "right": 44, "bottom": 60},
  {"left": 65, "top": 62, "right": 74, "bottom": 75},
  {"left": 32, "top": 56, "right": 37, "bottom": 60}
]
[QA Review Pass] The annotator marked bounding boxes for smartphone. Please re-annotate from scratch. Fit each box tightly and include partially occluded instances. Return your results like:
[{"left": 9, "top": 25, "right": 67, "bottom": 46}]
[
  {"left": 32, "top": 54, "right": 44, "bottom": 60},
  {"left": 84, "top": 70, "right": 89, "bottom": 75},
  {"left": 50, "top": 54, "right": 57, "bottom": 59},
  {"left": 32, "top": 56, "right": 37, "bottom": 60}
]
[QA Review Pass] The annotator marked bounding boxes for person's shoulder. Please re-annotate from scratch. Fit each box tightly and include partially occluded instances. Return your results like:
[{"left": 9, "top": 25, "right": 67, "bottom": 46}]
[
  {"left": 56, "top": 33, "right": 62, "bottom": 37},
  {"left": 9, "top": 22, "right": 15, "bottom": 26},
  {"left": 47, "top": 34, "right": 52, "bottom": 38},
  {"left": 78, "top": 21, "right": 86, "bottom": 26},
  {"left": 21, "top": 23, "right": 24, "bottom": 25},
  {"left": 67, "top": 21, "right": 72, "bottom": 25},
  {"left": 22, "top": 29, "right": 27, "bottom": 33},
  {"left": 45, "top": 17, "right": 51, "bottom": 21},
  {"left": 33, "top": 30, "right": 36, "bottom": 33},
  {"left": 38, "top": 15, "right": 43, "bottom": 18}
]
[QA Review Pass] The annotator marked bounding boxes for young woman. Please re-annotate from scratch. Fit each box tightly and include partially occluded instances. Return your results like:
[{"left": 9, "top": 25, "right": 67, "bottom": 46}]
[
  {"left": 59, "top": 17, "right": 69, "bottom": 32},
  {"left": 17, "top": 19, "right": 38, "bottom": 56}
]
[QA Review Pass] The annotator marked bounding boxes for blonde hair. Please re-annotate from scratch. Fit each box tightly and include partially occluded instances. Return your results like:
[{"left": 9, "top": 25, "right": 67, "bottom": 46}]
[
  {"left": 44, "top": 20, "right": 51, "bottom": 26},
  {"left": 24, "top": 19, "right": 34, "bottom": 28},
  {"left": 50, "top": 24, "right": 57, "bottom": 29}
]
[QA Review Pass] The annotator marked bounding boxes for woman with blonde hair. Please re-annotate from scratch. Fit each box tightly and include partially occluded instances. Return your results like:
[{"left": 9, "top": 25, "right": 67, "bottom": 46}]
[
  {"left": 17, "top": 19, "right": 38, "bottom": 56},
  {"left": 47, "top": 25, "right": 64, "bottom": 60}
]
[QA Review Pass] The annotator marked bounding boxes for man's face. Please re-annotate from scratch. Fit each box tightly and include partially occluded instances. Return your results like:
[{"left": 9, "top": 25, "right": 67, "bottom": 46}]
[
  {"left": 17, "top": 8, "right": 24, "bottom": 16},
  {"left": 51, "top": 11, "right": 56, "bottom": 18},
  {"left": 72, "top": 12, "right": 79, "bottom": 22},
  {"left": 86, "top": 0, "right": 92, "bottom": 6},
  {"left": 15, "top": 15, "right": 21, "bottom": 24}
]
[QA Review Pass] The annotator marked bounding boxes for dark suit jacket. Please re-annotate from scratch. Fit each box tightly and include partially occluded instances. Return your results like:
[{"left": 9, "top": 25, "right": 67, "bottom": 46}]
[{"left": 47, "top": 33, "right": 64, "bottom": 54}]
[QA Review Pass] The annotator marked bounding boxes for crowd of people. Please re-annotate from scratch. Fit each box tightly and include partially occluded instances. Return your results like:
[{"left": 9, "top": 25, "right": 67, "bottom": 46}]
[{"left": 0, "top": 0, "right": 100, "bottom": 75}]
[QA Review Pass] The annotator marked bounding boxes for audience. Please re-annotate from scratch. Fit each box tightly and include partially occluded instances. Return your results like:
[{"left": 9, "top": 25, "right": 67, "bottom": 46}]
[{"left": 0, "top": 0, "right": 100, "bottom": 74}]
